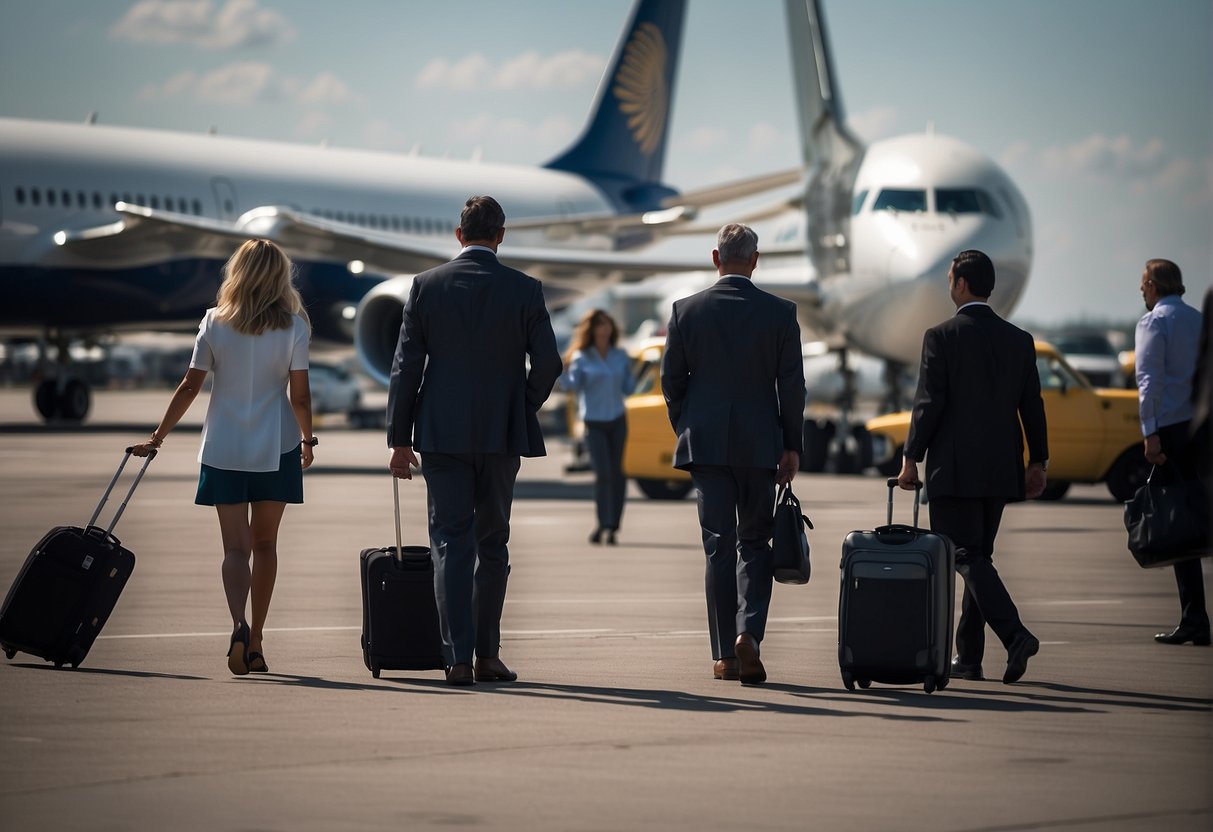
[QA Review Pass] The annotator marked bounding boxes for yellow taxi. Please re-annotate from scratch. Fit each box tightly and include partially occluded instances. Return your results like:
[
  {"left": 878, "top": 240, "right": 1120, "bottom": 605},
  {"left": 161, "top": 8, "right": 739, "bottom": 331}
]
[
  {"left": 620, "top": 339, "right": 694, "bottom": 499},
  {"left": 865, "top": 341, "right": 1148, "bottom": 501}
]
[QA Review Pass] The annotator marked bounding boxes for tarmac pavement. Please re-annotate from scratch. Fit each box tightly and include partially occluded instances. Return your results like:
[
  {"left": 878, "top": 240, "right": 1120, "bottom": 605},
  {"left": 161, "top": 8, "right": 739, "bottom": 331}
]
[{"left": 0, "top": 389, "right": 1209, "bottom": 831}]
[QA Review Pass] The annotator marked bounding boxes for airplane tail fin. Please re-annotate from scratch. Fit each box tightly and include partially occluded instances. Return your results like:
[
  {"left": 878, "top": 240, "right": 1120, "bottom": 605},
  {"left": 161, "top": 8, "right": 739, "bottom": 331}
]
[
  {"left": 545, "top": 0, "right": 686, "bottom": 212},
  {"left": 785, "top": 0, "right": 864, "bottom": 276}
]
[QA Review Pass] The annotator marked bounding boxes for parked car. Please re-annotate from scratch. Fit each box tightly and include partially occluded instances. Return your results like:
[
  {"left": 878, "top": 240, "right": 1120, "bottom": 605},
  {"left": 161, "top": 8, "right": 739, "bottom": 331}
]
[
  {"left": 309, "top": 361, "right": 361, "bottom": 414},
  {"left": 1049, "top": 331, "right": 1130, "bottom": 388},
  {"left": 865, "top": 342, "right": 1149, "bottom": 501},
  {"left": 620, "top": 340, "right": 695, "bottom": 500}
]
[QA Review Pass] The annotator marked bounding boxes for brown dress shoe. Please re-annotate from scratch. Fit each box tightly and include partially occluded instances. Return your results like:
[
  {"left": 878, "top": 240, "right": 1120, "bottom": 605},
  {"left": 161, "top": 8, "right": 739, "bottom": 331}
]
[
  {"left": 473, "top": 656, "right": 518, "bottom": 682},
  {"left": 445, "top": 663, "right": 475, "bottom": 686},
  {"left": 713, "top": 658, "right": 739, "bottom": 680},
  {"left": 735, "top": 633, "right": 766, "bottom": 685}
]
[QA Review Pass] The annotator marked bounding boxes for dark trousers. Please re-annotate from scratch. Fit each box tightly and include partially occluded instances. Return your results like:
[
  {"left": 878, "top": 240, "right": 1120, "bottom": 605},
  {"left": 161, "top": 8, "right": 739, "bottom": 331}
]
[
  {"left": 422, "top": 452, "right": 521, "bottom": 666},
  {"left": 585, "top": 415, "right": 627, "bottom": 531},
  {"left": 929, "top": 496, "right": 1028, "bottom": 664},
  {"left": 1157, "top": 422, "right": 1209, "bottom": 629},
  {"left": 689, "top": 465, "right": 776, "bottom": 659}
]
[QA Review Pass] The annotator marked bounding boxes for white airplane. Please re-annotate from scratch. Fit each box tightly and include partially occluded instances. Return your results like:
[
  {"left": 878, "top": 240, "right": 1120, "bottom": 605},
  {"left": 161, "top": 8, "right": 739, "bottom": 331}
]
[
  {"left": 614, "top": 0, "right": 1034, "bottom": 474},
  {"left": 0, "top": 0, "right": 797, "bottom": 423}
]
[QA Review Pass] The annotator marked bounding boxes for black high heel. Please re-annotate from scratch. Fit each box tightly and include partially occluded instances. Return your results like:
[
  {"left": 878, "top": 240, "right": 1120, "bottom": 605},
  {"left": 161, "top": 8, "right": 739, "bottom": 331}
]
[
  {"left": 227, "top": 623, "right": 250, "bottom": 676},
  {"left": 247, "top": 651, "right": 269, "bottom": 672}
]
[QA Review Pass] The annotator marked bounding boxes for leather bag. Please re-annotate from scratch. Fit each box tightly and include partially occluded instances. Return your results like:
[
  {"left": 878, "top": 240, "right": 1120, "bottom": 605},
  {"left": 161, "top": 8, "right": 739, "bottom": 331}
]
[
  {"left": 1124, "top": 467, "right": 1211, "bottom": 568},
  {"left": 772, "top": 484, "right": 813, "bottom": 584}
]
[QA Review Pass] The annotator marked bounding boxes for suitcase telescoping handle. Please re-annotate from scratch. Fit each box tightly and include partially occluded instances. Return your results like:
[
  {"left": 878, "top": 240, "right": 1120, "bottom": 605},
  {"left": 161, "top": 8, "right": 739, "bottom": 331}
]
[
  {"left": 87, "top": 447, "right": 157, "bottom": 535},
  {"left": 392, "top": 475, "right": 404, "bottom": 562},
  {"left": 885, "top": 477, "right": 922, "bottom": 527}
]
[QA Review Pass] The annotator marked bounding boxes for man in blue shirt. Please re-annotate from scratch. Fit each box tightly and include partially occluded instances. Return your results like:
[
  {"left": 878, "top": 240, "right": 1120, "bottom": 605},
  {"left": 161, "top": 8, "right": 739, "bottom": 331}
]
[{"left": 1134, "top": 258, "right": 1209, "bottom": 646}]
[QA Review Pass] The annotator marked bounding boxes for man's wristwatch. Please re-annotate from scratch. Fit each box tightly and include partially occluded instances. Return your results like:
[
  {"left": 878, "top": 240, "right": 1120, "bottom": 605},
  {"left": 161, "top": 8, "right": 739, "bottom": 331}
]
[{"left": 304, "top": 436, "right": 318, "bottom": 447}]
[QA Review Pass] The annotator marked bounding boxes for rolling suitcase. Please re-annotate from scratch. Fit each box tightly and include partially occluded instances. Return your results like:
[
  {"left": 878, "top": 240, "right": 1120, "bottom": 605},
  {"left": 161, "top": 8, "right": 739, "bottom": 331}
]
[
  {"left": 359, "top": 476, "right": 445, "bottom": 678},
  {"left": 0, "top": 447, "right": 155, "bottom": 668},
  {"left": 838, "top": 478, "right": 955, "bottom": 693}
]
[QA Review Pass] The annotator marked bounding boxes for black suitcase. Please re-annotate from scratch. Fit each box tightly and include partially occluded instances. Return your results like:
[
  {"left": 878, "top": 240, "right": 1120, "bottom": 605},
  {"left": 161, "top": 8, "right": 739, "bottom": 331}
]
[
  {"left": 359, "top": 477, "right": 445, "bottom": 678},
  {"left": 0, "top": 448, "right": 155, "bottom": 668},
  {"left": 838, "top": 478, "right": 955, "bottom": 694}
]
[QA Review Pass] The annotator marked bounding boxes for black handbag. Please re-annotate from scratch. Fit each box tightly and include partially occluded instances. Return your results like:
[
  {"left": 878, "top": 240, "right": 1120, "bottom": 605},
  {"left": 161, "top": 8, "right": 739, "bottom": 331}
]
[
  {"left": 1123, "top": 467, "right": 1212, "bottom": 568},
  {"left": 772, "top": 484, "right": 813, "bottom": 584}
]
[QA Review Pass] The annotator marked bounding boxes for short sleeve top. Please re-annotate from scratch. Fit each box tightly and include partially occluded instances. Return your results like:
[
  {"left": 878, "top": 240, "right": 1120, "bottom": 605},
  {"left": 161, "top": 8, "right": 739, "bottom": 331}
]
[{"left": 190, "top": 308, "right": 310, "bottom": 472}]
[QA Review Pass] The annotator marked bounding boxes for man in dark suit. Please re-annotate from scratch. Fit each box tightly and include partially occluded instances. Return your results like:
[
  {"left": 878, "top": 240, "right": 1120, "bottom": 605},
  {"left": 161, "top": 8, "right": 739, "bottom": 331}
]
[
  {"left": 662, "top": 223, "right": 804, "bottom": 685},
  {"left": 897, "top": 250, "right": 1048, "bottom": 684},
  {"left": 388, "top": 195, "right": 562, "bottom": 686}
]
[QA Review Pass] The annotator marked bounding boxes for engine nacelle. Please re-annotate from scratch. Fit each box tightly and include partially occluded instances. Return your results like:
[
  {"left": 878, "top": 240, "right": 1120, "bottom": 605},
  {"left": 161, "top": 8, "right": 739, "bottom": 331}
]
[{"left": 353, "top": 274, "right": 415, "bottom": 387}]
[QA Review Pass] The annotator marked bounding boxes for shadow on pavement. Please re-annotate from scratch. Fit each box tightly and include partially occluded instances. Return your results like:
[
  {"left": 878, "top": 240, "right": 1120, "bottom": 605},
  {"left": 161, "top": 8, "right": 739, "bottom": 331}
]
[{"left": 8, "top": 662, "right": 207, "bottom": 681}]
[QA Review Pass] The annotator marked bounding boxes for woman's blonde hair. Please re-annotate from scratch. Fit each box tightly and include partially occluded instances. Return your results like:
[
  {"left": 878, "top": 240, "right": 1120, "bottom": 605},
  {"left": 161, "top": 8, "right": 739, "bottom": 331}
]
[
  {"left": 564, "top": 308, "right": 619, "bottom": 365},
  {"left": 215, "top": 239, "right": 310, "bottom": 335}
]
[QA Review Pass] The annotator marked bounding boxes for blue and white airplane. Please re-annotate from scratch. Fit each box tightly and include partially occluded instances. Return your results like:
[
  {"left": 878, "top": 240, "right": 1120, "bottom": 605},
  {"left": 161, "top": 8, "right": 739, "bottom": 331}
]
[{"left": 0, "top": 0, "right": 795, "bottom": 422}]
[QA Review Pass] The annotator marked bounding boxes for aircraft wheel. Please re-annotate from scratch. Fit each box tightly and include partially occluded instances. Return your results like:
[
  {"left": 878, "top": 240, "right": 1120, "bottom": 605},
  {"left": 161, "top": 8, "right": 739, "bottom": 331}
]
[
  {"left": 802, "top": 419, "right": 834, "bottom": 472},
  {"left": 634, "top": 478, "right": 694, "bottom": 501},
  {"left": 34, "top": 380, "right": 59, "bottom": 420},
  {"left": 1105, "top": 448, "right": 1152, "bottom": 502},
  {"left": 857, "top": 678, "right": 871, "bottom": 689},
  {"left": 59, "top": 380, "right": 91, "bottom": 422}
]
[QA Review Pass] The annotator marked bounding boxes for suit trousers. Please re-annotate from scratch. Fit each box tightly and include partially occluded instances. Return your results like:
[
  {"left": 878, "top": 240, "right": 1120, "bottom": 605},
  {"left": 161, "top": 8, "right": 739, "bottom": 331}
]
[
  {"left": 689, "top": 465, "right": 776, "bottom": 659},
  {"left": 584, "top": 415, "right": 627, "bottom": 532},
  {"left": 423, "top": 452, "right": 521, "bottom": 666},
  {"left": 1156, "top": 422, "right": 1209, "bottom": 629},
  {"left": 929, "top": 496, "right": 1029, "bottom": 664}
]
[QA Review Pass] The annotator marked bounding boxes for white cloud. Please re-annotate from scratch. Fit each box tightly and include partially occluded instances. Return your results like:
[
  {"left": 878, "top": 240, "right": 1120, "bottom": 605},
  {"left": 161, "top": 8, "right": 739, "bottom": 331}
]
[
  {"left": 999, "top": 139, "right": 1032, "bottom": 169},
  {"left": 295, "top": 111, "right": 332, "bottom": 140},
  {"left": 111, "top": 0, "right": 295, "bottom": 49},
  {"left": 416, "top": 50, "right": 604, "bottom": 91},
  {"left": 686, "top": 126, "right": 729, "bottom": 151},
  {"left": 747, "top": 122, "right": 786, "bottom": 153},
  {"left": 1040, "top": 133, "right": 1209, "bottom": 198},
  {"left": 139, "top": 63, "right": 359, "bottom": 109}
]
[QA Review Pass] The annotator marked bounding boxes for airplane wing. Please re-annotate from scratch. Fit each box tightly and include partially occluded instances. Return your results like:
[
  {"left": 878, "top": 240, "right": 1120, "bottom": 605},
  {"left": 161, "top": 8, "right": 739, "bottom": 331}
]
[
  {"left": 503, "top": 166, "right": 803, "bottom": 237},
  {"left": 53, "top": 203, "right": 708, "bottom": 281}
]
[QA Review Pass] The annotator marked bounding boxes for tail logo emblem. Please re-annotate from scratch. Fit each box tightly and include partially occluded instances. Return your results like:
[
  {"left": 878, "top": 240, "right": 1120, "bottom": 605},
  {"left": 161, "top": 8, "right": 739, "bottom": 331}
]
[{"left": 613, "top": 22, "right": 668, "bottom": 156}]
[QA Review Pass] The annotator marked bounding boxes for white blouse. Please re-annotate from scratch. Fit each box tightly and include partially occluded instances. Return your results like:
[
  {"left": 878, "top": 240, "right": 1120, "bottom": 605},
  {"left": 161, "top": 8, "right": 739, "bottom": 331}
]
[{"left": 189, "top": 308, "right": 310, "bottom": 472}]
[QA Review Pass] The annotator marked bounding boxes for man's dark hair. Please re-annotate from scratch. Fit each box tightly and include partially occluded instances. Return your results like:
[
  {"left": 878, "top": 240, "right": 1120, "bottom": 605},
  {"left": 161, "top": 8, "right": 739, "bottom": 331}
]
[
  {"left": 1145, "top": 258, "right": 1184, "bottom": 297},
  {"left": 952, "top": 249, "right": 995, "bottom": 298},
  {"left": 460, "top": 195, "right": 505, "bottom": 242}
]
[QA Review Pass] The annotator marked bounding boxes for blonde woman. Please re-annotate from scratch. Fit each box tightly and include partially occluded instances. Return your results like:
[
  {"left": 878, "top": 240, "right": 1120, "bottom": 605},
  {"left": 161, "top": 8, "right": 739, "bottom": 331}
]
[
  {"left": 561, "top": 309, "right": 636, "bottom": 544},
  {"left": 132, "top": 239, "right": 314, "bottom": 676}
]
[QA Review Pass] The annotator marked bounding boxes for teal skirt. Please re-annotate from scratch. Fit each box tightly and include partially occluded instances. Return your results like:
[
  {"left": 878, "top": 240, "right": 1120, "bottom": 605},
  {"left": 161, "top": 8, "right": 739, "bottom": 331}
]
[{"left": 195, "top": 445, "right": 304, "bottom": 505}]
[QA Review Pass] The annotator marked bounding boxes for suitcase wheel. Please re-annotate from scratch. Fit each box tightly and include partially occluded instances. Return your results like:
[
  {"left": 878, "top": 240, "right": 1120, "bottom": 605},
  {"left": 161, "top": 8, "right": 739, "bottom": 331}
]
[
  {"left": 857, "top": 678, "right": 871, "bottom": 690},
  {"left": 841, "top": 671, "right": 855, "bottom": 691},
  {"left": 936, "top": 677, "right": 949, "bottom": 691},
  {"left": 54, "top": 661, "right": 64, "bottom": 669},
  {"left": 923, "top": 675, "right": 937, "bottom": 694},
  {"left": 371, "top": 666, "right": 381, "bottom": 679},
  {"left": 2, "top": 646, "right": 15, "bottom": 660}
]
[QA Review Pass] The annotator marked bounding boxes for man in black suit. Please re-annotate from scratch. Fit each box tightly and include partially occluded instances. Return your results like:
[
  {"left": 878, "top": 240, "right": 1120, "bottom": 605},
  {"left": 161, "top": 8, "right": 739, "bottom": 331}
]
[
  {"left": 897, "top": 250, "right": 1048, "bottom": 684},
  {"left": 388, "top": 195, "right": 562, "bottom": 686},
  {"left": 662, "top": 223, "right": 804, "bottom": 685}
]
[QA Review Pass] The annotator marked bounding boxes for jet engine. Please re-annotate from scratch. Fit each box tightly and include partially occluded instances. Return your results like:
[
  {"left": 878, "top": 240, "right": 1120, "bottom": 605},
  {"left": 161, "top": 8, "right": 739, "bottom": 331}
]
[{"left": 353, "top": 274, "right": 415, "bottom": 387}]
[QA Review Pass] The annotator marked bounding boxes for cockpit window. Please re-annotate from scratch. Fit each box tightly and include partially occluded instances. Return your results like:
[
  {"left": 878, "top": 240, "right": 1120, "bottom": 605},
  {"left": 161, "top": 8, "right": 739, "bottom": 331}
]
[
  {"left": 872, "top": 189, "right": 926, "bottom": 213},
  {"left": 851, "top": 189, "right": 869, "bottom": 216},
  {"left": 935, "top": 188, "right": 1003, "bottom": 219}
]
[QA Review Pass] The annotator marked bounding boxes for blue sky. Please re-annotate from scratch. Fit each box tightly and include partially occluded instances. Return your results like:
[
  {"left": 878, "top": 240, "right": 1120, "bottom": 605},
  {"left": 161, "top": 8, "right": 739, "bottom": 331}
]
[{"left": 1, "top": 0, "right": 1209, "bottom": 326}]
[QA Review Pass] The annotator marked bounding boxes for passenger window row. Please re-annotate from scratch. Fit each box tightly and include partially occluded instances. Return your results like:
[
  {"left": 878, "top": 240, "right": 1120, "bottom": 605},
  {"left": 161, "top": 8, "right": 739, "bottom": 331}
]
[
  {"left": 13, "top": 186, "right": 204, "bottom": 216},
  {"left": 306, "top": 207, "right": 447, "bottom": 235}
]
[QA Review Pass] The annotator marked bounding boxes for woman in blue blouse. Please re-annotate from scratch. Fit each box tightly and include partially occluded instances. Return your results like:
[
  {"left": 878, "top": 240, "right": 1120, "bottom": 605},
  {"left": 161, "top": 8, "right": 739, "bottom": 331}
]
[{"left": 562, "top": 310, "right": 636, "bottom": 544}]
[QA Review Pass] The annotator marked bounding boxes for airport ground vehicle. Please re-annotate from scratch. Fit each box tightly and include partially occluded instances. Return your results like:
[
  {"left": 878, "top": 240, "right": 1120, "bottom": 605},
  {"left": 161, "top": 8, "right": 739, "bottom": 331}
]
[
  {"left": 309, "top": 361, "right": 362, "bottom": 415},
  {"left": 621, "top": 340, "right": 694, "bottom": 500},
  {"left": 1049, "top": 331, "right": 1130, "bottom": 388},
  {"left": 865, "top": 342, "right": 1148, "bottom": 501}
]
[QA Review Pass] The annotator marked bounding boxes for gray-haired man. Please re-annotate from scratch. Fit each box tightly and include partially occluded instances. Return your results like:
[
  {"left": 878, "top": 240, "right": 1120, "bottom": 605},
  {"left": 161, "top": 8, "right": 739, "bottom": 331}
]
[{"left": 661, "top": 224, "right": 805, "bottom": 684}]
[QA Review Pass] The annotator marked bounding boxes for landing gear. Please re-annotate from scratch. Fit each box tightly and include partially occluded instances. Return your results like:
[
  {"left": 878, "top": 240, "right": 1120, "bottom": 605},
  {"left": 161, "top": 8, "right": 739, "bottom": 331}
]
[
  {"left": 31, "top": 332, "right": 92, "bottom": 423},
  {"left": 799, "top": 348, "right": 875, "bottom": 475},
  {"left": 34, "top": 378, "right": 91, "bottom": 422}
]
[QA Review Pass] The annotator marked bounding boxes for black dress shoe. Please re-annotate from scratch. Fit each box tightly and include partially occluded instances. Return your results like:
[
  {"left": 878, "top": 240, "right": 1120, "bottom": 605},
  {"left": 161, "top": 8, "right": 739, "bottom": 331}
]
[
  {"left": 1003, "top": 633, "right": 1040, "bottom": 684},
  {"left": 951, "top": 658, "right": 984, "bottom": 681},
  {"left": 589, "top": 528, "right": 603, "bottom": 545},
  {"left": 605, "top": 529, "right": 617, "bottom": 546},
  {"left": 473, "top": 656, "right": 518, "bottom": 682},
  {"left": 445, "top": 663, "right": 475, "bottom": 686},
  {"left": 1154, "top": 624, "right": 1212, "bottom": 646}
]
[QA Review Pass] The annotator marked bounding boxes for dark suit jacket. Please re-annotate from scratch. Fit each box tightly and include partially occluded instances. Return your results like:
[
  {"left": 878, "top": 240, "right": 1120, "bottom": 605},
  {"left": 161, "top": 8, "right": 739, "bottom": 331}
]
[
  {"left": 386, "top": 249, "right": 562, "bottom": 457},
  {"left": 904, "top": 303, "right": 1048, "bottom": 500},
  {"left": 661, "top": 275, "right": 805, "bottom": 470},
  {"left": 1192, "top": 286, "right": 1212, "bottom": 479}
]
